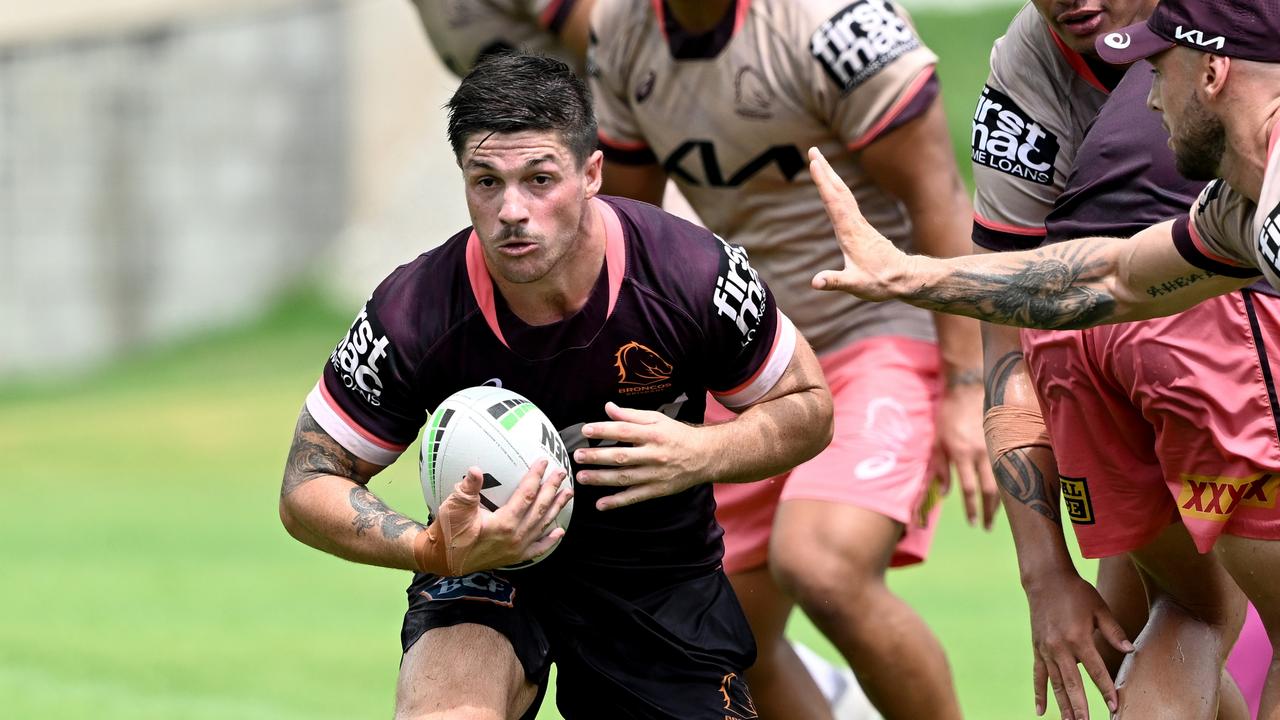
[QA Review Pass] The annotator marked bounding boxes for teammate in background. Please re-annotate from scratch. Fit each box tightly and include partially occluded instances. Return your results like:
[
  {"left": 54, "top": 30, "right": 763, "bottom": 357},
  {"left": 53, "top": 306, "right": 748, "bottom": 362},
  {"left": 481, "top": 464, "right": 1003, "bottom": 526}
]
[
  {"left": 808, "top": 0, "right": 1280, "bottom": 716},
  {"left": 589, "top": 2, "right": 992, "bottom": 718},
  {"left": 279, "top": 54, "right": 833, "bottom": 719},
  {"left": 411, "top": 0, "right": 593, "bottom": 76},
  {"left": 970, "top": 1, "right": 1271, "bottom": 717}
]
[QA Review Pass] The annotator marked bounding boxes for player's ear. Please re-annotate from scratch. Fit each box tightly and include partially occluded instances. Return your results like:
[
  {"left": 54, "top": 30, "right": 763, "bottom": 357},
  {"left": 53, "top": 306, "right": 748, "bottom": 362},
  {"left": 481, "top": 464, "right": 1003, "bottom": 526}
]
[
  {"left": 1201, "top": 52, "right": 1230, "bottom": 101},
  {"left": 583, "top": 149, "right": 604, "bottom": 198}
]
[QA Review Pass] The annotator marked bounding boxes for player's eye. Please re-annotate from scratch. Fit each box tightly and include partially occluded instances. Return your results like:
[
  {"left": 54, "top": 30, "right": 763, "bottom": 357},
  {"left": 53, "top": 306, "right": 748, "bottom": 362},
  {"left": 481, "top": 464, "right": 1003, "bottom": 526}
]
[
  {"left": 476, "top": 176, "right": 498, "bottom": 188},
  {"left": 531, "top": 174, "right": 553, "bottom": 186}
]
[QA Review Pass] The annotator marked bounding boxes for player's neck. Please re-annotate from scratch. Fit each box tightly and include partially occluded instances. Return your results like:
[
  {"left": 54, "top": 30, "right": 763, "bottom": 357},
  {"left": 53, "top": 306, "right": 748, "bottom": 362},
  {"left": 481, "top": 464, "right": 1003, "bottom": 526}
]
[
  {"left": 494, "top": 201, "right": 606, "bottom": 327},
  {"left": 1220, "top": 97, "right": 1280, "bottom": 202},
  {"left": 665, "top": 0, "right": 736, "bottom": 34}
]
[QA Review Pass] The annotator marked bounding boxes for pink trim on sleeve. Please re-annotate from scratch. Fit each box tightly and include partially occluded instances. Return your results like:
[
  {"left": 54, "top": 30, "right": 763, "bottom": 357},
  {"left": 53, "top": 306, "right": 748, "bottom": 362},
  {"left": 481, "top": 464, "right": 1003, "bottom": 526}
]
[
  {"left": 973, "top": 212, "right": 1048, "bottom": 236},
  {"left": 846, "top": 66, "right": 937, "bottom": 152}
]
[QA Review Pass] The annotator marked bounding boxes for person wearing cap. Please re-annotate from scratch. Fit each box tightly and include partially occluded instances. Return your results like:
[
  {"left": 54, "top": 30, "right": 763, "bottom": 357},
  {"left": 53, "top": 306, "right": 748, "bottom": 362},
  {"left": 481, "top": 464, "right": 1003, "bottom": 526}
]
[
  {"left": 807, "top": 0, "right": 1280, "bottom": 717},
  {"left": 971, "top": 1, "right": 1274, "bottom": 717}
]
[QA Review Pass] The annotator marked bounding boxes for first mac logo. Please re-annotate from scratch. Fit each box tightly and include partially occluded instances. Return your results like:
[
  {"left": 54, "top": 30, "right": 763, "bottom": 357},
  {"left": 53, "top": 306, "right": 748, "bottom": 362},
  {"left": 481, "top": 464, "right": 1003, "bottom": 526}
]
[{"left": 331, "top": 303, "right": 392, "bottom": 406}]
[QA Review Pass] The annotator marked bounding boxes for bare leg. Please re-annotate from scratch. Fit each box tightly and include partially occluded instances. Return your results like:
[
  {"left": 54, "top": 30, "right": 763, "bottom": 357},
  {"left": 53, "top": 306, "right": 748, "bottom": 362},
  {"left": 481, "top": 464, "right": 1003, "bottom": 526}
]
[
  {"left": 1114, "top": 523, "right": 1245, "bottom": 720},
  {"left": 729, "top": 565, "right": 834, "bottom": 720},
  {"left": 771, "top": 500, "right": 961, "bottom": 720},
  {"left": 1213, "top": 536, "right": 1280, "bottom": 720},
  {"left": 395, "top": 623, "right": 538, "bottom": 720}
]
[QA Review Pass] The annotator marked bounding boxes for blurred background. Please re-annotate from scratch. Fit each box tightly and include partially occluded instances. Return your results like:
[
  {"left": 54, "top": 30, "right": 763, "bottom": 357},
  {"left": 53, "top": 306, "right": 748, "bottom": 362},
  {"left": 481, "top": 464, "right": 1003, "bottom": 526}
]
[{"left": 0, "top": 1, "right": 1107, "bottom": 717}]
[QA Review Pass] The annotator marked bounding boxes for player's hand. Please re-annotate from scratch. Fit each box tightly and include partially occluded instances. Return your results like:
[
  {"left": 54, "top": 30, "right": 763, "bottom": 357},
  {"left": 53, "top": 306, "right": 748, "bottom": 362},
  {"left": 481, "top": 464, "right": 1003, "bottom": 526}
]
[
  {"left": 572, "top": 402, "right": 709, "bottom": 511},
  {"left": 936, "top": 380, "right": 1000, "bottom": 529},
  {"left": 807, "top": 147, "right": 914, "bottom": 301},
  {"left": 1026, "top": 572, "right": 1133, "bottom": 720},
  {"left": 434, "top": 459, "right": 572, "bottom": 574}
]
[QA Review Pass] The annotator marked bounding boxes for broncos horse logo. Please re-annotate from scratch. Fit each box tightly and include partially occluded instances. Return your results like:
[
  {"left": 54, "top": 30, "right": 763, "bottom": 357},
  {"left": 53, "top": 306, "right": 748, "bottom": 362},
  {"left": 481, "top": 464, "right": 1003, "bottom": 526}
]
[{"left": 614, "top": 341, "right": 673, "bottom": 386}]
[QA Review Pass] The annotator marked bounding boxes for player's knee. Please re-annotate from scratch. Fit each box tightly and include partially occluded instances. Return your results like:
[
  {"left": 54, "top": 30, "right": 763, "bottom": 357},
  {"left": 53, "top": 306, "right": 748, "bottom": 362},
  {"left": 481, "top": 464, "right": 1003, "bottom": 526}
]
[
  {"left": 394, "top": 708, "right": 506, "bottom": 720},
  {"left": 770, "top": 545, "right": 884, "bottom": 620}
]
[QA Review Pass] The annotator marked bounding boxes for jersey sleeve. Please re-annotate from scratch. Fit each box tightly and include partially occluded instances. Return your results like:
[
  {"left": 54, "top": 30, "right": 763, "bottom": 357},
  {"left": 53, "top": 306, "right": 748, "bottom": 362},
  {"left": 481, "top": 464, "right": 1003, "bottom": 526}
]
[
  {"left": 587, "top": 2, "right": 657, "bottom": 165},
  {"left": 1171, "top": 180, "right": 1262, "bottom": 278},
  {"left": 699, "top": 235, "right": 798, "bottom": 409},
  {"left": 970, "top": 32, "right": 1069, "bottom": 251},
  {"left": 305, "top": 285, "right": 427, "bottom": 466},
  {"left": 803, "top": 0, "right": 939, "bottom": 151}
]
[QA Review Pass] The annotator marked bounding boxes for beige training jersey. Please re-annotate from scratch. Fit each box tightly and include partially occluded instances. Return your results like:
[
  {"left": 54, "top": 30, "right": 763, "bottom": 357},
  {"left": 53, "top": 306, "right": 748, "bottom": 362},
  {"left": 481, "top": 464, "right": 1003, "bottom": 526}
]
[
  {"left": 590, "top": 0, "right": 940, "bottom": 354},
  {"left": 1174, "top": 123, "right": 1280, "bottom": 286},
  {"left": 414, "top": 0, "right": 584, "bottom": 77},
  {"left": 970, "top": 3, "right": 1116, "bottom": 251}
]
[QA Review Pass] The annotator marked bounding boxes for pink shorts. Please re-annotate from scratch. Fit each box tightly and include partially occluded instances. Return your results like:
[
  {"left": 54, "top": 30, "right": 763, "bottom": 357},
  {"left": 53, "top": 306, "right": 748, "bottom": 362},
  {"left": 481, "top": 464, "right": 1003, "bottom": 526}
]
[
  {"left": 711, "top": 336, "right": 944, "bottom": 573},
  {"left": 1023, "top": 289, "right": 1280, "bottom": 557}
]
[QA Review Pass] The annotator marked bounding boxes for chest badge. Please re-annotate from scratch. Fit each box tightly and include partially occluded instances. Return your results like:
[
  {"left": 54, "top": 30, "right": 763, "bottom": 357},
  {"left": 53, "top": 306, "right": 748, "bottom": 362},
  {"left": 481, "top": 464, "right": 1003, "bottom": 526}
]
[{"left": 615, "top": 341, "right": 674, "bottom": 396}]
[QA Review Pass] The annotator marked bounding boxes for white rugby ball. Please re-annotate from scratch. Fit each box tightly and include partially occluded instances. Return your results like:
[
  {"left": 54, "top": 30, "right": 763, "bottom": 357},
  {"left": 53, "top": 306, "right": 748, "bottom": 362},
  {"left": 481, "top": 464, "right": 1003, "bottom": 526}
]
[{"left": 419, "top": 386, "right": 573, "bottom": 568}]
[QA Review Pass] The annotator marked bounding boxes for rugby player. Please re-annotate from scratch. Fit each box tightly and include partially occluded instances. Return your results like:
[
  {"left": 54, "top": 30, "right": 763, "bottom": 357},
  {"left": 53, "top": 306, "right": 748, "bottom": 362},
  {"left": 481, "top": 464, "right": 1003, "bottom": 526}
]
[
  {"left": 971, "top": 1, "right": 1272, "bottom": 717},
  {"left": 278, "top": 53, "right": 834, "bottom": 720},
  {"left": 411, "top": 0, "right": 593, "bottom": 76},
  {"left": 589, "top": 1, "right": 992, "bottom": 718},
  {"left": 808, "top": 0, "right": 1280, "bottom": 716}
]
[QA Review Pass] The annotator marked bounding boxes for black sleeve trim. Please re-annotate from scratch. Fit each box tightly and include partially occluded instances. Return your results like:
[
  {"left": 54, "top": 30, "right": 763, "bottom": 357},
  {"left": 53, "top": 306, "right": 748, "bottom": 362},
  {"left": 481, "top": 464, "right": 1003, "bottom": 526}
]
[
  {"left": 1170, "top": 215, "right": 1261, "bottom": 279},
  {"left": 971, "top": 220, "right": 1046, "bottom": 252},
  {"left": 599, "top": 136, "right": 659, "bottom": 166}
]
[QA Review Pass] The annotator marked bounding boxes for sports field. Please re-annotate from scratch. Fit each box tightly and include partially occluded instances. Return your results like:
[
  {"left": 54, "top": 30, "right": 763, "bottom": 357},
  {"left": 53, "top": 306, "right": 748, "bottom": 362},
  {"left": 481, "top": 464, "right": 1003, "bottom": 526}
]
[{"left": 0, "top": 3, "right": 1113, "bottom": 718}]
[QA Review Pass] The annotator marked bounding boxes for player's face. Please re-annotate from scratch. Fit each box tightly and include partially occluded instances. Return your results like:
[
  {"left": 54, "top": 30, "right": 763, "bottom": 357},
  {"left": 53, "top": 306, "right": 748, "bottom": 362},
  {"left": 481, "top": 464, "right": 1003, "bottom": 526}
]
[
  {"left": 1149, "top": 49, "right": 1226, "bottom": 181},
  {"left": 460, "top": 130, "right": 603, "bottom": 285},
  {"left": 1031, "top": 0, "right": 1157, "bottom": 55}
]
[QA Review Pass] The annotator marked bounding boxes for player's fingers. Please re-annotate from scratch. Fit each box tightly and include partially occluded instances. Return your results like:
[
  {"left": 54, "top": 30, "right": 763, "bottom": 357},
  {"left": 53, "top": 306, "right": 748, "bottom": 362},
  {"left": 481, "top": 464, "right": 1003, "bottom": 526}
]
[
  {"left": 955, "top": 455, "right": 979, "bottom": 527},
  {"left": 807, "top": 147, "right": 858, "bottom": 219},
  {"left": 603, "top": 401, "right": 663, "bottom": 425},
  {"left": 509, "top": 458, "right": 550, "bottom": 507},
  {"left": 1079, "top": 648, "right": 1119, "bottom": 716},
  {"left": 594, "top": 477, "right": 676, "bottom": 510},
  {"left": 517, "top": 468, "right": 567, "bottom": 536},
  {"left": 1095, "top": 609, "right": 1136, "bottom": 656},
  {"left": 1043, "top": 658, "right": 1077, "bottom": 720},
  {"left": 459, "top": 467, "right": 485, "bottom": 496},
  {"left": 575, "top": 467, "right": 643, "bottom": 488},
  {"left": 1033, "top": 654, "right": 1049, "bottom": 716},
  {"left": 522, "top": 526, "right": 565, "bottom": 560},
  {"left": 979, "top": 459, "right": 1001, "bottom": 529},
  {"left": 1053, "top": 656, "right": 1089, "bottom": 720},
  {"left": 574, "top": 443, "right": 646, "bottom": 467},
  {"left": 580, "top": 420, "right": 646, "bottom": 446}
]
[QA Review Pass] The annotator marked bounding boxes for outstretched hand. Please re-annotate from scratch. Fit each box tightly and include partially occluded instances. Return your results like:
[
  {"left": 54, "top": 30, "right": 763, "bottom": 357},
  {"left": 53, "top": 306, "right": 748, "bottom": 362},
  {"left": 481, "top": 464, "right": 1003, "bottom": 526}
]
[{"left": 808, "top": 147, "right": 913, "bottom": 300}]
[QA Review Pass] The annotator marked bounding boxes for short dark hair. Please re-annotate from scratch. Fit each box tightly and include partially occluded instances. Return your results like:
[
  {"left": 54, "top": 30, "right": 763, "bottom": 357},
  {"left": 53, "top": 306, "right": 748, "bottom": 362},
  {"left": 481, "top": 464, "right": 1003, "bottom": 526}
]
[{"left": 446, "top": 52, "right": 598, "bottom": 165}]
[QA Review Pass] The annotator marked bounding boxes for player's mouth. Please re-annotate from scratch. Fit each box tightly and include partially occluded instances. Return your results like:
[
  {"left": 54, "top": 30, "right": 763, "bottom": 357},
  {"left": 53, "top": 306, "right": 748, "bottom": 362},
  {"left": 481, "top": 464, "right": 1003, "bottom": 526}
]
[
  {"left": 1057, "top": 8, "right": 1104, "bottom": 38},
  {"left": 497, "top": 240, "right": 539, "bottom": 256}
]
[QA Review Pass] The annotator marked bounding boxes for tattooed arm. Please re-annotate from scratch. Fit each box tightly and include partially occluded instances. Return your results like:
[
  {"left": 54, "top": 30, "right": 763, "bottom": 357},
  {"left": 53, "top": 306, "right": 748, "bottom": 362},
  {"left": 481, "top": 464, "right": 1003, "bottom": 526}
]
[
  {"left": 808, "top": 148, "right": 1254, "bottom": 327},
  {"left": 279, "top": 407, "right": 424, "bottom": 570}
]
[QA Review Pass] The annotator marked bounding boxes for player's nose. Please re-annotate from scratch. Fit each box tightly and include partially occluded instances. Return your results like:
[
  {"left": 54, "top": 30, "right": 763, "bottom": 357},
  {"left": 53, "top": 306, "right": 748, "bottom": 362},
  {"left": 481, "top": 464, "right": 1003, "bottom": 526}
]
[{"left": 497, "top": 187, "right": 530, "bottom": 225}]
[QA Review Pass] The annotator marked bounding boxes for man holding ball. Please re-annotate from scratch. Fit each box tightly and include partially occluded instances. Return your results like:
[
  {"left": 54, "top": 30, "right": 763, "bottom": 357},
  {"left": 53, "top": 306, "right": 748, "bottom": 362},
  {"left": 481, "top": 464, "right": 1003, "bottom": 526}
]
[{"left": 278, "top": 52, "right": 831, "bottom": 720}]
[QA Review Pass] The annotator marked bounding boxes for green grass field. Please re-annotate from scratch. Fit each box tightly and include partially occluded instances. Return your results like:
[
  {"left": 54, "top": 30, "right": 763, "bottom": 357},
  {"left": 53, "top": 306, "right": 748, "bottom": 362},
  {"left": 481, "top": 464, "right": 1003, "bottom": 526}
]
[{"left": 0, "top": 3, "right": 1116, "bottom": 718}]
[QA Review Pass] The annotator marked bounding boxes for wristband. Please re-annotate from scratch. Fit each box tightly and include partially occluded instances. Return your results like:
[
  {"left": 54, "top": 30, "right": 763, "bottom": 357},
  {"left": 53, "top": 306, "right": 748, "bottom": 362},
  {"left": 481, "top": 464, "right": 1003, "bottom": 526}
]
[{"left": 982, "top": 405, "right": 1052, "bottom": 462}]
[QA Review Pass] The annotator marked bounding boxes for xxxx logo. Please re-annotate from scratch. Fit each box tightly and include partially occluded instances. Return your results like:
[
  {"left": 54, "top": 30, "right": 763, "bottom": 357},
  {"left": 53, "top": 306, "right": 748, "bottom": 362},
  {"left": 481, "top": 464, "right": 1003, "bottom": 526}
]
[
  {"left": 1177, "top": 473, "right": 1280, "bottom": 522},
  {"left": 614, "top": 341, "right": 674, "bottom": 395}
]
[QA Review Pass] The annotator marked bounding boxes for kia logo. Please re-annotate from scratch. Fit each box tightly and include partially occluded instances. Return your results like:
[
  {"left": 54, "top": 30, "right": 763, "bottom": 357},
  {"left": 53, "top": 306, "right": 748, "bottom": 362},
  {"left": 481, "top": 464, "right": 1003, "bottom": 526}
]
[{"left": 1103, "top": 32, "right": 1131, "bottom": 49}]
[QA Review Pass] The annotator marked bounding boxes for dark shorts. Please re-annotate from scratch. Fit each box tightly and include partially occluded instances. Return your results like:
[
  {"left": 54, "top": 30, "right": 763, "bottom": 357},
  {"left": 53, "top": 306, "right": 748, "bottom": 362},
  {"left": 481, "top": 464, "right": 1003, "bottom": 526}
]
[{"left": 401, "top": 568, "right": 759, "bottom": 720}]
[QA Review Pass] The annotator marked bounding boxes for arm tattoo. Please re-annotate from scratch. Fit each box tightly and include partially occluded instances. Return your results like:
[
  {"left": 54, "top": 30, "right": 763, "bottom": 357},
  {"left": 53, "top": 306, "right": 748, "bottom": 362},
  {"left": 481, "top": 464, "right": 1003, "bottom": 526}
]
[
  {"left": 994, "top": 448, "right": 1059, "bottom": 524},
  {"left": 1146, "top": 270, "right": 1214, "bottom": 297},
  {"left": 282, "top": 409, "right": 364, "bottom": 497},
  {"left": 983, "top": 350, "right": 1025, "bottom": 412},
  {"left": 349, "top": 486, "right": 425, "bottom": 539},
  {"left": 907, "top": 243, "right": 1118, "bottom": 330}
]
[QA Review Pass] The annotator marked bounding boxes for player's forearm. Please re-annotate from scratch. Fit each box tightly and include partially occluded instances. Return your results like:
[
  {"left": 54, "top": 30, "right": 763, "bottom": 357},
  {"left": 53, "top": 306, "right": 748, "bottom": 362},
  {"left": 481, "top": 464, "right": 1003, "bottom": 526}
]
[
  {"left": 279, "top": 408, "right": 425, "bottom": 571},
  {"left": 894, "top": 237, "right": 1125, "bottom": 330},
  {"left": 279, "top": 475, "right": 425, "bottom": 571},
  {"left": 996, "top": 445, "right": 1079, "bottom": 588},
  {"left": 704, "top": 383, "right": 833, "bottom": 485}
]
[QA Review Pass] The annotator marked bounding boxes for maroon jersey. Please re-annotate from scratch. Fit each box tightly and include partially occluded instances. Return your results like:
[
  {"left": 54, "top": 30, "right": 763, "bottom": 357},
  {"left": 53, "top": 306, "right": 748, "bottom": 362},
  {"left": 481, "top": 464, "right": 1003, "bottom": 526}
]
[
  {"left": 307, "top": 196, "right": 796, "bottom": 587},
  {"left": 1044, "top": 62, "right": 1204, "bottom": 244}
]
